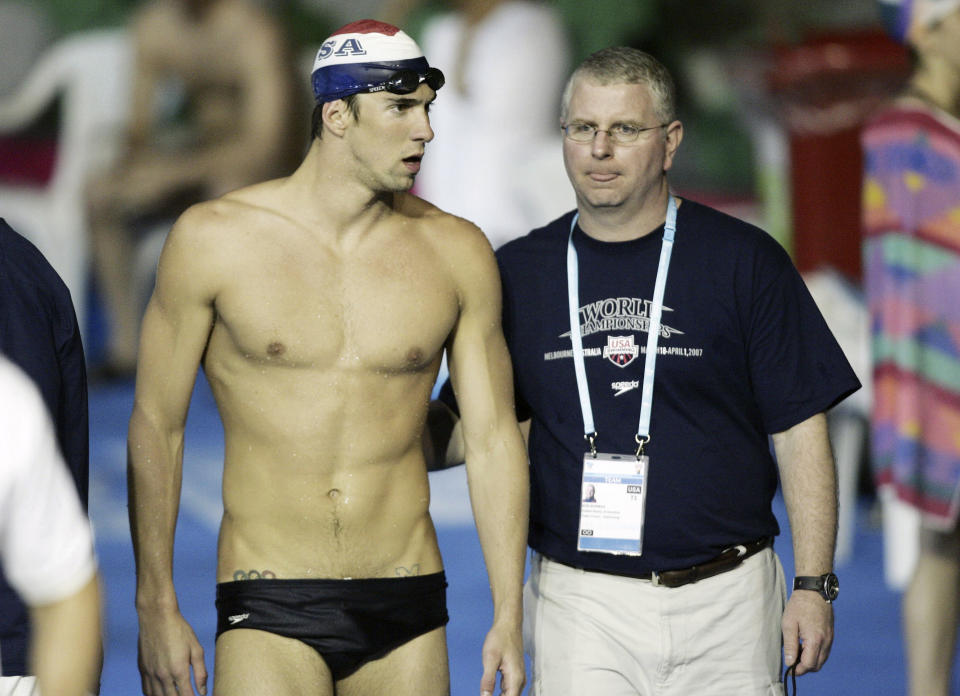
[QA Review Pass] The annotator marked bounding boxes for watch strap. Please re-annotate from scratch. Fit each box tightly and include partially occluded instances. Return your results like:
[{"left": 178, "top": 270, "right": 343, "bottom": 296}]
[{"left": 793, "top": 573, "right": 839, "bottom": 602}]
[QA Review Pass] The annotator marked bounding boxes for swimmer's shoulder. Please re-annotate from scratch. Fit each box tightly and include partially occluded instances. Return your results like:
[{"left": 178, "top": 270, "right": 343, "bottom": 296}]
[
  {"left": 160, "top": 201, "right": 233, "bottom": 268},
  {"left": 157, "top": 181, "right": 296, "bottom": 294},
  {"left": 199, "top": 179, "right": 291, "bottom": 222},
  {"left": 165, "top": 181, "right": 279, "bottom": 248},
  {"left": 153, "top": 201, "right": 233, "bottom": 289},
  {"left": 395, "top": 193, "right": 492, "bottom": 252},
  {"left": 395, "top": 194, "right": 499, "bottom": 291}
]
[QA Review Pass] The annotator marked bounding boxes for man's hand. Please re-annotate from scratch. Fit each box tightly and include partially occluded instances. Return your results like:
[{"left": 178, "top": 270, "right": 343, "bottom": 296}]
[
  {"left": 781, "top": 590, "right": 833, "bottom": 676},
  {"left": 137, "top": 608, "right": 207, "bottom": 696},
  {"left": 480, "top": 620, "right": 525, "bottom": 696}
]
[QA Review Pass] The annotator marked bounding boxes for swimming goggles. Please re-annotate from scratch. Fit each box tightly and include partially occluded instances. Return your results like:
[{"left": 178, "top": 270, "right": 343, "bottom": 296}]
[{"left": 367, "top": 67, "right": 445, "bottom": 95}]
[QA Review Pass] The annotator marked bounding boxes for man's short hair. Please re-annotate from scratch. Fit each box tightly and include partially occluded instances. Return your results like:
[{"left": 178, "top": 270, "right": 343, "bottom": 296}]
[
  {"left": 561, "top": 47, "right": 676, "bottom": 126},
  {"left": 311, "top": 94, "right": 361, "bottom": 140}
]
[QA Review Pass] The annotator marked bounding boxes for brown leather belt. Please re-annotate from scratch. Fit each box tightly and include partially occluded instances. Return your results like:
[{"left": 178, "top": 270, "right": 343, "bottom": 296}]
[{"left": 586, "top": 537, "right": 773, "bottom": 588}]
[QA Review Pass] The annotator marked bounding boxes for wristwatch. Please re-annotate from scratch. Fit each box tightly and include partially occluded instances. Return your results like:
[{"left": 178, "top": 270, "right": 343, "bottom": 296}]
[{"left": 793, "top": 573, "right": 839, "bottom": 602}]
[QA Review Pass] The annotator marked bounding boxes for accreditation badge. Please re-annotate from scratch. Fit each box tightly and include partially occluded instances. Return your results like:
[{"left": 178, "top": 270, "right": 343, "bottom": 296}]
[{"left": 577, "top": 452, "right": 649, "bottom": 556}]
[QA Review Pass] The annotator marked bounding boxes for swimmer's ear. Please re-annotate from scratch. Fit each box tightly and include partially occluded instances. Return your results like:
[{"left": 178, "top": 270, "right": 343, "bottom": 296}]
[{"left": 321, "top": 99, "right": 352, "bottom": 137}]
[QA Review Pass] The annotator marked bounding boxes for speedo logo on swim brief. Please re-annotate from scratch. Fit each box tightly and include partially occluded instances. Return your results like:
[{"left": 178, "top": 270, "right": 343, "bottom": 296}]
[{"left": 228, "top": 613, "right": 250, "bottom": 625}]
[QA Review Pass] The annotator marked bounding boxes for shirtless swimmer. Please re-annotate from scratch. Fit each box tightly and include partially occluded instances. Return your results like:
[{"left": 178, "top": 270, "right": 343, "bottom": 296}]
[{"left": 128, "top": 19, "right": 528, "bottom": 696}]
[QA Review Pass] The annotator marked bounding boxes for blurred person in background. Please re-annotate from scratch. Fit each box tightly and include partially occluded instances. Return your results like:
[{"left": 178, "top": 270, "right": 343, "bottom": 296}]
[
  {"left": 864, "top": 1, "right": 960, "bottom": 694},
  {"left": 0, "top": 218, "right": 92, "bottom": 694},
  {"left": 382, "top": 0, "right": 571, "bottom": 250},
  {"left": 0, "top": 355, "right": 102, "bottom": 696},
  {"left": 85, "top": 0, "right": 306, "bottom": 379}
]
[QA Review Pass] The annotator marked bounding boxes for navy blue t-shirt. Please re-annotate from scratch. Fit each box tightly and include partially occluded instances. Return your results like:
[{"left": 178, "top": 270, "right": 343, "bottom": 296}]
[
  {"left": 0, "top": 219, "right": 89, "bottom": 675},
  {"left": 488, "top": 199, "right": 860, "bottom": 575}
]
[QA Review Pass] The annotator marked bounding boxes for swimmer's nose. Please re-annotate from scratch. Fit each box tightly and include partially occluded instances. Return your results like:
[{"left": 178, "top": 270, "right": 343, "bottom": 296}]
[{"left": 413, "top": 108, "right": 434, "bottom": 143}]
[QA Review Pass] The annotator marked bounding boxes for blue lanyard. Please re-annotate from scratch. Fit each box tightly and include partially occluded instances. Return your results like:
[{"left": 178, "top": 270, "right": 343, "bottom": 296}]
[{"left": 566, "top": 195, "right": 677, "bottom": 456}]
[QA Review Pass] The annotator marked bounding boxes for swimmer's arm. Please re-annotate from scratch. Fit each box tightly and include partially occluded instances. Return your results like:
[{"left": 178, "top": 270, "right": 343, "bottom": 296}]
[
  {"left": 445, "top": 224, "right": 528, "bottom": 696},
  {"left": 128, "top": 207, "right": 217, "bottom": 695},
  {"left": 128, "top": 208, "right": 215, "bottom": 607},
  {"left": 423, "top": 401, "right": 530, "bottom": 471}
]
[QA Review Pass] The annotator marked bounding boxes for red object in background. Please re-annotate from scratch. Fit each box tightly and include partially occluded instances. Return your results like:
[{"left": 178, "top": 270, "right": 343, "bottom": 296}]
[
  {"left": 769, "top": 30, "right": 910, "bottom": 280},
  {"left": 0, "top": 135, "right": 57, "bottom": 185}
]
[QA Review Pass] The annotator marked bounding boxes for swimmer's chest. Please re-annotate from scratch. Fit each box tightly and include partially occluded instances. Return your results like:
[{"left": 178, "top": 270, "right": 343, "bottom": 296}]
[{"left": 212, "top": 247, "right": 458, "bottom": 372}]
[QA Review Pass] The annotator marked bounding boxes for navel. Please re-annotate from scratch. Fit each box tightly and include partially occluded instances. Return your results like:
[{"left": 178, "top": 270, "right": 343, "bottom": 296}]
[{"left": 327, "top": 488, "right": 341, "bottom": 500}]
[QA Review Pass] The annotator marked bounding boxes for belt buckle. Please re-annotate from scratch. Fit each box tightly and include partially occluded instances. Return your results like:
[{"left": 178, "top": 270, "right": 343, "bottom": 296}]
[{"left": 727, "top": 543, "right": 748, "bottom": 558}]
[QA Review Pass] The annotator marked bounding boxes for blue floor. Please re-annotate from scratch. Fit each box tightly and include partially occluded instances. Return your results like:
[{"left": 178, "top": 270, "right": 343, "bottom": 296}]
[{"left": 88, "top": 374, "right": 947, "bottom": 695}]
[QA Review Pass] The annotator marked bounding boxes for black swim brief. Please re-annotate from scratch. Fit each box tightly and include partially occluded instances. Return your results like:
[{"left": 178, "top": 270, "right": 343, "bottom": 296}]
[{"left": 215, "top": 572, "right": 448, "bottom": 680}]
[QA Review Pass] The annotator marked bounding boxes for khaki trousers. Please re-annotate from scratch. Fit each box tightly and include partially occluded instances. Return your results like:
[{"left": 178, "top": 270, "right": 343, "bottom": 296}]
[{"left": 523, "top": 548, "right": 787, "bottom": 695}]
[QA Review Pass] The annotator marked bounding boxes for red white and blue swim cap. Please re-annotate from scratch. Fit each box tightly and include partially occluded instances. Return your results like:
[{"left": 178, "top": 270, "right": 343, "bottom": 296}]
[{"left": 312, "top": 19, "right": 438, "bottom": 104}]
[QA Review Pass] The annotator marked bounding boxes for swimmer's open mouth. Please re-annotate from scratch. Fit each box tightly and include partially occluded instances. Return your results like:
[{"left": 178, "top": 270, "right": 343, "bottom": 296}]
[{"left": 403, "top": 155, "right": 423, "bottom": 164}]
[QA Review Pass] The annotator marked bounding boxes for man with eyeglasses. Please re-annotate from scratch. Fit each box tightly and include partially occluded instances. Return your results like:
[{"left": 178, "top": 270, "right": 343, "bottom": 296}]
[
  {"left": 128, "top": 19, "right": 527, "bottom": 696},
  {"left": 428, "top": 46, "right": 860, "bottom": 694}
]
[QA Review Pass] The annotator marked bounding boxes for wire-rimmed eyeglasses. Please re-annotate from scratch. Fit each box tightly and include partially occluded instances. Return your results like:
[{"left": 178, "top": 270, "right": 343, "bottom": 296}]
[{"left": 562, "top": 122, "right": 668, "bottom": 144}]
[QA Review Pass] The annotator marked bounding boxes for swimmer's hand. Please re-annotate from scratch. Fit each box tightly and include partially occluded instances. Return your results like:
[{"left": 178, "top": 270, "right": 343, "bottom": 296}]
[
  {"left": 137, "top": 606, "right": 207, "bottom": 696},
  {"left": 480, "top": 620, "right": 525, "bottom": 696}
]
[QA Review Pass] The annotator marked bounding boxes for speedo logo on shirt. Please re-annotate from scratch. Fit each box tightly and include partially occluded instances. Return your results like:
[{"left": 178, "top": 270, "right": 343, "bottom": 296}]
[
  {"left": 611, "top": 380, "right": 639, "bottom": 397},
  {"left": 228, "top": 613, "right": 250, "bottom": 625}
]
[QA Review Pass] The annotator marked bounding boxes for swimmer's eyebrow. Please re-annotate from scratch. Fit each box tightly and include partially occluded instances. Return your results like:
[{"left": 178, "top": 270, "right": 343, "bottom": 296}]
[{"left": 387, "top": 95, "right": 437, "bottom": 108}]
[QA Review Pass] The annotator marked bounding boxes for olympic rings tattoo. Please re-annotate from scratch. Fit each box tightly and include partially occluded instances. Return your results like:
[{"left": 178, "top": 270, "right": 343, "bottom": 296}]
[{"left": 233, "top": 569, "right": 277, "bottom": 581}]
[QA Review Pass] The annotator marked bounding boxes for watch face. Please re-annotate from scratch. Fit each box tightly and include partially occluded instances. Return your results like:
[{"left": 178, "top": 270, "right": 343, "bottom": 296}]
[{"left": 824, "top": 573, "right": 839, "bottom": 601}]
